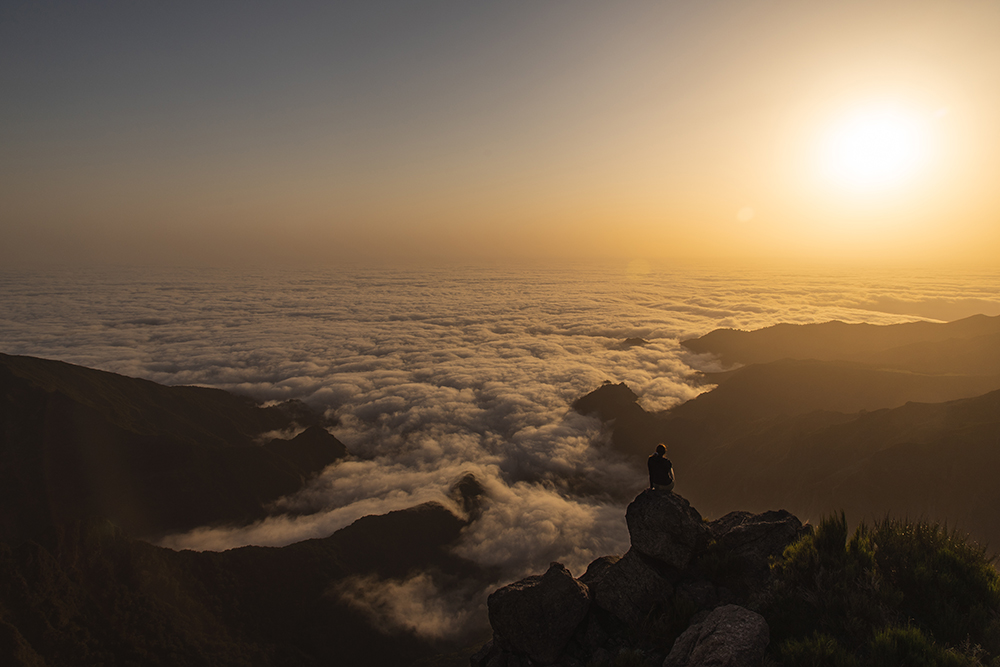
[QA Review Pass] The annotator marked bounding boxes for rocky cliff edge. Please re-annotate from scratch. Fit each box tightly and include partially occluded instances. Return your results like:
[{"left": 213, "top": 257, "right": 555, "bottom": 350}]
[{"left": 472, "top": 490, "right": 808, "bottom": 667}]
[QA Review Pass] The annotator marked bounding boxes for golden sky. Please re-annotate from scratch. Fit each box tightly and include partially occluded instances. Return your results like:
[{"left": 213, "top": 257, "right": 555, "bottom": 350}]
[{"left": 2, "top": 1, "right": 998, "bottom": 266}]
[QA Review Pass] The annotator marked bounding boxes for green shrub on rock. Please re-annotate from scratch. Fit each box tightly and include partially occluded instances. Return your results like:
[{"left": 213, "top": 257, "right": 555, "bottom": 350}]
[{"left": 764, "top": 513, "right": 1000, "bottom": 666}]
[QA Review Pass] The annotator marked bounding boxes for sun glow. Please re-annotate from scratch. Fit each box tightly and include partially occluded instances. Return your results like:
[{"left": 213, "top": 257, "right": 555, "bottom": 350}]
[{"left": 821, "top": 106, "right": 930, "bottom": 191}]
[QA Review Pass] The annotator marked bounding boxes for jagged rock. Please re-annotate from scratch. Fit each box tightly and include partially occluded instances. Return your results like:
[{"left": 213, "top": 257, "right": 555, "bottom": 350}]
[
  {"left": 449, "top": 472, "right": 486, "bottom": 520},
  {"left": 572, "top": 382, "right": 664, "bottom": 455},
  {"left": 709, "top": 510, "right": 807, "bottom": 580},
  {"left": 573, "top": 610, "right": 617, "bottom": 657},
  {"left": 593, "top": 548, "right": 676, "bottom": 625},
  {"left": 579, "top": 555, "right": 620, "bottom": 589},
  {"left": 627, "top": 490, "right": 710, "bottom": 570},
  {"left": 488, "top": 562, "right": 591, "bottom": 664},
  {"left": 662, "top": 604, "right": 768, "bottom": 667},
  {"left": 573, "top": 382, "right": 646, "bottom": 424},
  {"left": 476, "top": 491, "right": 804, "bottom": 667},
  {"left": 675, "top": 579, "right": 728, "bottom": 611},
  {"left": 613, "top": 337, "right": 651, "bottom": 350}
]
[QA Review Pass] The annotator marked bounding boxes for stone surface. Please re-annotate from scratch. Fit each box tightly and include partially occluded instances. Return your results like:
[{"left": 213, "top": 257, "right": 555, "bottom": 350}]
[
  {"left": 470, "top": 640, "right": 496, "bottom": 667},
  {"left": 674, "top": 580, "right": 727, "bottom": 611},
  {"left": 579, "top": 555, "right": 620, "bottom": 589},
  {"left": 709, "top": 510, "right": 807, "bottom": 580},
  {"left": 488, "top": 562, "right": 591, "bottom": 664},
  {"left": 627, "top": 490, "right": 710, "bottom": 570},
  {"left": 662, "top": 604, "right": 769, "bottom": 667},
  {"left": 593, "top": 548, "right": 676, "bottom": 625}
]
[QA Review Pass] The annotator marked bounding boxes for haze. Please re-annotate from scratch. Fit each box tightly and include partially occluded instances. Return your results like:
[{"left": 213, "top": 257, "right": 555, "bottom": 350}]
[{"left": 3, "top": 1, "right": 999, "bottom": 267}]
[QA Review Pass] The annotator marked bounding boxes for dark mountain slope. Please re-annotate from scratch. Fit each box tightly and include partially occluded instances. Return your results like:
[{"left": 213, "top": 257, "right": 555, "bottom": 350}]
[
  {"left": 659, "top": 314, "right": 1000, "bottom": 544},
  {"left": 0, "top": 503, "right": 491, "bottom": 667},
  {"left": 852, "top": 330, "right": 1000, "bottom": 375},
  {"left": 676, "top": 359, "right": 1000, "bottom": 422},
  {"left": 576, "top": 378, "right": 1000, "bottom": 550},
  {"left": 0, "top": 353, "right": 308, "bottom": 447},
  {"left": 678, "top": 389, "right": 1000, "bottom": 535},
  {"left": 0, "top": 354, "right": 346, "bottom": 545}
]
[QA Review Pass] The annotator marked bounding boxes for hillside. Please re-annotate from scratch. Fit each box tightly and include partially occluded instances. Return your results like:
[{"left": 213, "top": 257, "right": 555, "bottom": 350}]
[
  {"left": 0, "top": 353, "right": 347, "bottom": 545},
  {"left": 579, "top": 381, "right": 1000, "bottom": 549},
  {"left": 579, "top": 314, "right": 1000, "bottom": 551},
  {"left": 0, "top": 503, "right": 491, "bottom": 667},
  {"left": 0, "top": 354, "right": 498, "bottom": 667}
]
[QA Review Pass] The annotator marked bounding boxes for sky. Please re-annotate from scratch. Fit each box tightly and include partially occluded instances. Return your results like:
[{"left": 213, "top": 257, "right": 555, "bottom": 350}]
[{"left": 2, "top": 1, "right": 1000, "bottom": 266}]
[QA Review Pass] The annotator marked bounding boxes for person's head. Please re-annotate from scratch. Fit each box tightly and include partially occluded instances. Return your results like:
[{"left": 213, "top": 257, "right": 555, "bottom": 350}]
[{"left": 655, "top": 443, "right": 666, "bottom": 456}]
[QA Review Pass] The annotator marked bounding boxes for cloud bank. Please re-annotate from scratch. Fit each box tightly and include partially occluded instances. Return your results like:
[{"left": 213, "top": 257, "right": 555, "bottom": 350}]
[{"left": 3, "top": 262, "right": 998, "bottom": 638}]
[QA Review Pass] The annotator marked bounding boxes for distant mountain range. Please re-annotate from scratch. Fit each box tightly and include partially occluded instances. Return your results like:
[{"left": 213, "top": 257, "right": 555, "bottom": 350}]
[{"left": 681, "top": 313, "right": 1000, "bottom": 372}]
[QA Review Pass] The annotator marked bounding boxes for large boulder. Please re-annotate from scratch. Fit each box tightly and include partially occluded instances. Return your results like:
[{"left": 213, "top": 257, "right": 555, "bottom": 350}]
[
  {"left": 487, "top": 562, "right": 591, "bottom": 664},
  {"left": 579, "top": 555, "right": 620, "bottom": 589},
  {"left": 593, "top": 548, "right": 676, "bottom": 625},
  {"left": 709, "top": 510, "right": 807, "bottom": 580},
  {"left": 627, "top": 490, "right": 710, "bottom": 570},
  {"left": 663, "top": 604, "right": 769, "bottom": 667}
]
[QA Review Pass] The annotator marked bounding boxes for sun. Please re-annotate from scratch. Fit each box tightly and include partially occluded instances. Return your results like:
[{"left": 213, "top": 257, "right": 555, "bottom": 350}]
[{"left": 821, "top": 106, "right": 930, "bottom": 191}]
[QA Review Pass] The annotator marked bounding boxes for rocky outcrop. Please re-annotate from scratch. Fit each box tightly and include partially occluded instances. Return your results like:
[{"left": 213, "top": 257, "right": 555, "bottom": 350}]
[
  {"left": 578, "top": 555, "right": 620, "bottom": 589},
  {"left": 593, "top": 548, "right": 676, "bottom": 625},
  {"left": 613, "top": 337, "right": 651, "bottom": 350},
  {"left": 708, "top": 510, "right": 807, "bottom": 582},
  {"left": 662, "top": 605, "right": 769, "bottom": 667},
  {"left": 472, "top": 492, "right": 804, "bottom": 667},
  {"left": 572, "top": 382, "right": 664, "bottom": 455},
  {"left": 487, "top": 562, "right": 591, "bottom": 664},
  {"left": 627, "top": 490, "right": 710, "bottom": 570}
]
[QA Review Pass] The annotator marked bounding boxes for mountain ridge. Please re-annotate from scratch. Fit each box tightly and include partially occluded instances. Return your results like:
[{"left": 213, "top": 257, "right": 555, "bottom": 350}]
[
  {"left": 681, "top": 313, "right": 1000, "bottom": 369},
  {"left": 0, "top": 353, "right": 347, "bottom": 545}
]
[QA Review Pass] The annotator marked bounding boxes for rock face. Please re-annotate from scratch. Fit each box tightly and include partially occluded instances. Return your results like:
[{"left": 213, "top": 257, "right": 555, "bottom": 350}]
[
  {"left": 662, "top": 604, "right": 769, "bottom": 667},
  {"left": 627, "top": 489, "right": 710, "bottom": 570},
  {"left": 578, "top": 554, "right": 620, "bottom": 589},
  {"left": 488, "top": 562, "right": 591, "bottom": 664},
  {"left": 571, "top": 382, "right": 664, "bottom": 455},
  {"left": 593, "top": 549, "right": 676, "bottom": 625},
  {"left": 473, "top": 492, "right": 804, "bottom": 667},
  {"left": 708, "top": 510, "right": 807, "bottom": 581},
  {"left": 572, "top": 381, "right": 644, "bottom": 422}
]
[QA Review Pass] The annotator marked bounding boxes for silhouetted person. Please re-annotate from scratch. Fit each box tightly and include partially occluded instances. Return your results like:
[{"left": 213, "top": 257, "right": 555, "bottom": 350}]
[{"left": 648, "top": 443, "right": 674, "bottom": 491}]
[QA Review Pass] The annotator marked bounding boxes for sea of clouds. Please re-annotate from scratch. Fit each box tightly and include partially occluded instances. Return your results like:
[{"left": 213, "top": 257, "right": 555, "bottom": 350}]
[{"left": 2, "top": 262, "right": 998, "bottom": 638}]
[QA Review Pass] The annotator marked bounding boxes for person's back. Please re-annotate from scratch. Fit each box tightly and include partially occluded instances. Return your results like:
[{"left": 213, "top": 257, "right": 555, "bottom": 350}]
[{"left": 647, "top": 443, "right": 674, "bottom": 491}]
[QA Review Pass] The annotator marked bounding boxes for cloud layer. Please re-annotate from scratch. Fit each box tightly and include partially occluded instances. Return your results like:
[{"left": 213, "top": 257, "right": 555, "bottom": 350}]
[{"left": 3, "top": 262, "right": 998, "bottom": 638}]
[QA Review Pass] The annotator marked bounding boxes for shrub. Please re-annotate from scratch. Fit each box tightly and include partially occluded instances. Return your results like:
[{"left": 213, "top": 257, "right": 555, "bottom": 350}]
[
  {"left": 765, "top": 512, "right": 886, "bottom": 649},
  {"left": 763, "top": 514, "right": 1000, "bottom": 665},
  {"left": 867, "top": 518, "right": 1000, "bottom": 650},
  {"left": 868, "top": 626, "right": 978, "bottom": 667},
  {"left": 778, "top": 632, "right": 858, "bottom": 667}
]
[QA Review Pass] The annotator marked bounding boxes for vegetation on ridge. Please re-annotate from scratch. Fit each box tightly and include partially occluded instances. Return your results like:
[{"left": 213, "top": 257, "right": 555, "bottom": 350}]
[{"left": 763, "top": 512, "right": 1000, "bottom": 666}]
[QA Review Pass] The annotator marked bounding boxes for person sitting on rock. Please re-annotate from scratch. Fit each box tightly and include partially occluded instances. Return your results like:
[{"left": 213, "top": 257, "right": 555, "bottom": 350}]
[{"left": 647, "top": 443, "right": 674, "bottom": 492}]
